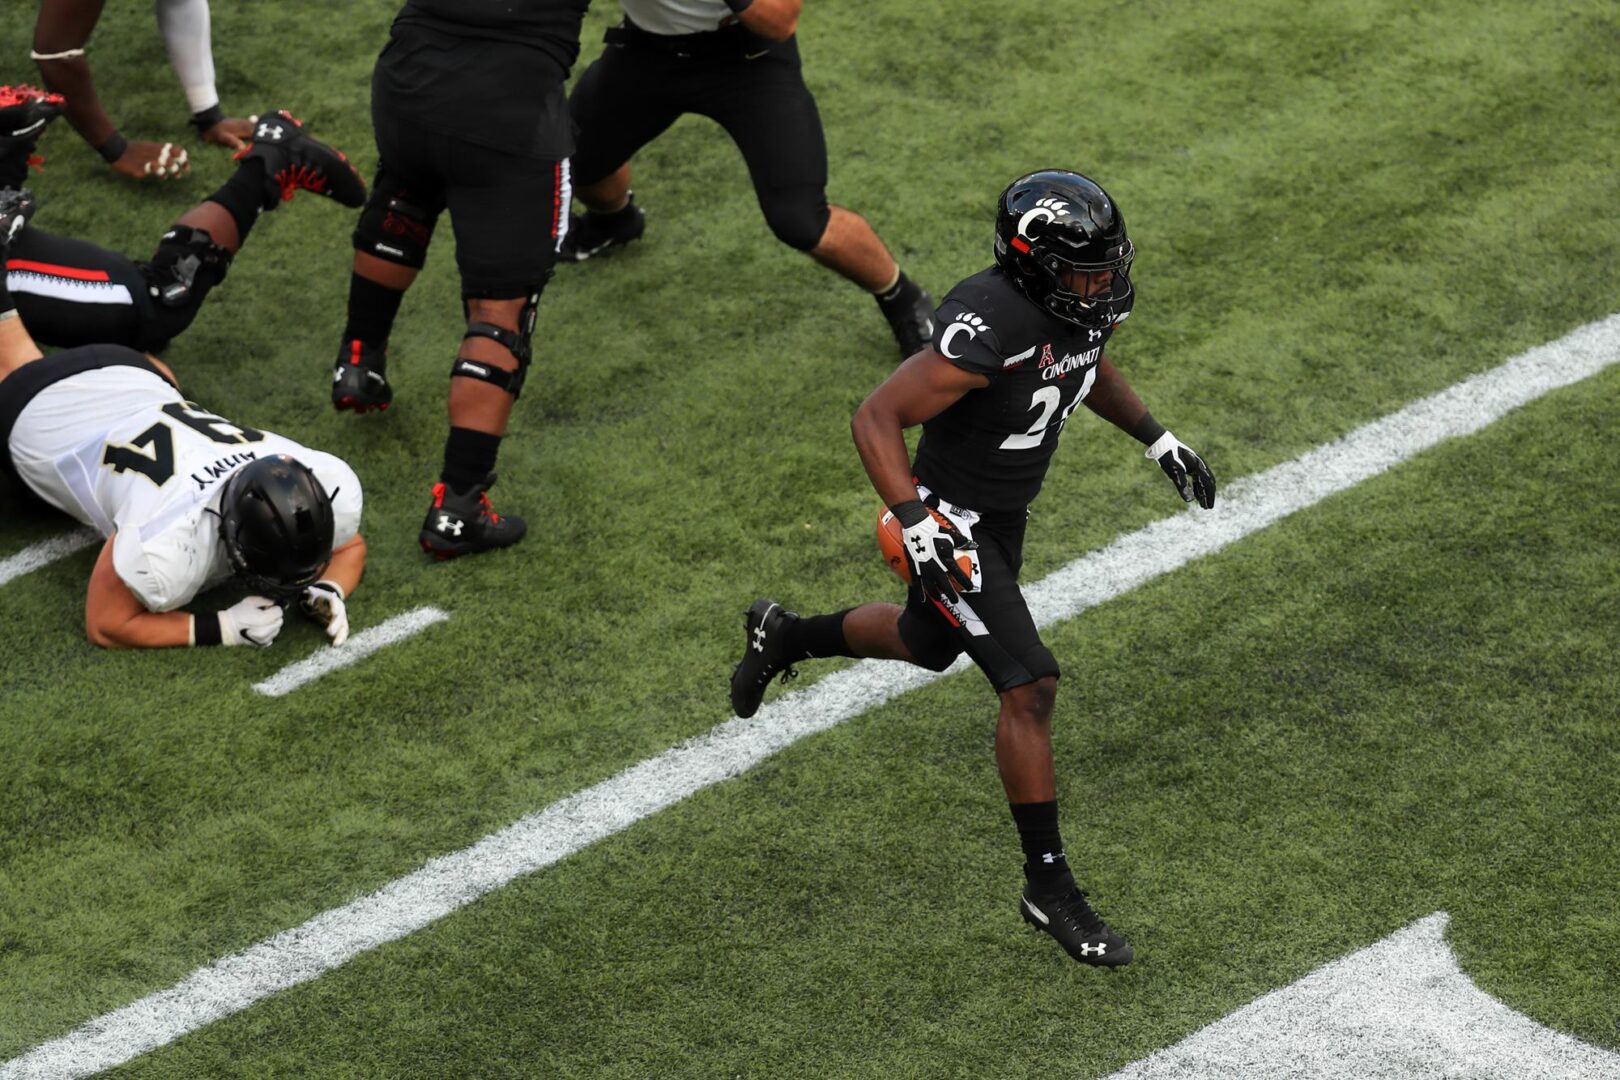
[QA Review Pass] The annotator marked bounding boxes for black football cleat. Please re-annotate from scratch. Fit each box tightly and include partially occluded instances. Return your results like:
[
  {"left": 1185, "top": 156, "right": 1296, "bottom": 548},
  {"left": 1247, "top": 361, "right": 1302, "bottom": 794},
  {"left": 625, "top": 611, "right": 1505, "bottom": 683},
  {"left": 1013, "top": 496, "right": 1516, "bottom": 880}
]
[
  {"left": 419, "top": 472, "right": 527, "bottom": 560},
  {"left": 729, "top": 599, "right": 801, "bottom": 718},
  {"left": 0, "top": 85, "right": 65, "bottom": 190},
  {"left": 0, "top": 187, "right": 37, "bottom": 253},
  {"left": 558, "top": 198, "right": 645, "bottom": 262},
  {"left": 236, "top": 110, "right": 367, "bottom": 209},
  {"left": 1020, "top": 884, "right": 1134, "bottom": 968},
  {"left": 879, "top": 281, "right": 937, "bottom": 360},
  {"left": 331, "top": 339, "right": 393, "bottom": 413}
]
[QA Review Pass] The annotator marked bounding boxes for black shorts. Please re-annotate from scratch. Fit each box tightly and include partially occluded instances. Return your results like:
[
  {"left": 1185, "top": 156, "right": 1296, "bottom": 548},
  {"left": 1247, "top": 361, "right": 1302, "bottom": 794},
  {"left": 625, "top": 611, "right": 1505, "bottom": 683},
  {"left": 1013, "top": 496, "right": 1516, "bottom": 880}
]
[
  {"left": 567, "top": 22, "right": 829, "bottom": 248},
  {"left": 0, "top": 344, "right": 164, "bottom": 487},
  {"left": 371, "top": 78, "right": 570, "bottom": 297},
  {"left": 6, "top": 227, "right": 159, "bottom": 351},
  {"left": 896, "top": 513, "right": 1060, "bottom": 693}
]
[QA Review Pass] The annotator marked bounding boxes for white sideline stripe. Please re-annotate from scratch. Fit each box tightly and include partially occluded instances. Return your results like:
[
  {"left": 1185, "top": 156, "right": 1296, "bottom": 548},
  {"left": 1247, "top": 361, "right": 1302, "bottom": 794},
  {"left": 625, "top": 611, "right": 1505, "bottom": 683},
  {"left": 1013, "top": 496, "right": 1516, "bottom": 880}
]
[
  {"left": 1104, "top": 913, "right": 1620, "bottom": 1078},
  {"left": 5, "top": 313, "right": 1619, "bottom": 1079},
  {"left": 0, "top": 528, "right": 99, "bottom": 588},
  {"left": 251, "top": 607, "right": 451, "bottom": 697}
]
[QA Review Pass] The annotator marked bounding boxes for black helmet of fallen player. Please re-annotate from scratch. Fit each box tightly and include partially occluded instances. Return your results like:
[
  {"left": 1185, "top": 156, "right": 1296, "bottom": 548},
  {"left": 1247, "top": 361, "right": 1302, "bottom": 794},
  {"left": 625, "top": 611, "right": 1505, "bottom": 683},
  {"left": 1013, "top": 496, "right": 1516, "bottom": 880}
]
[
  {"left": 219, "top": 454, "right": 335, "bottom": 597},
  {"left": 994, "top": 169, "right": 1135, "bottom": 330}
]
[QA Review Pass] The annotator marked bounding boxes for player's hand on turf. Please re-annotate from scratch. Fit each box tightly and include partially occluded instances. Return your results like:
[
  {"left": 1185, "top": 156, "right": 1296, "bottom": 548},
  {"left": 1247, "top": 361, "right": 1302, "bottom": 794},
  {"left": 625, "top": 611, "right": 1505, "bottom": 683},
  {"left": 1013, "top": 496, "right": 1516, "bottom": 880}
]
[
  {"left": 299, "top": 580, "right": 349, "bottom": 647},
  {"left": 891, "top": 499, "right": 976, "bottom": 601},
  {"left": 110, "top": 140, "right": 190, "bottom": 180},
  {"left": 199, "top": 116, "right": 254, "bottom": 152},
  {"left": 1145, "top": 431, "right": 1217, "bottom": 509},
  {"left": 219, "top": 595, "right": 285, "bottom": 648}
]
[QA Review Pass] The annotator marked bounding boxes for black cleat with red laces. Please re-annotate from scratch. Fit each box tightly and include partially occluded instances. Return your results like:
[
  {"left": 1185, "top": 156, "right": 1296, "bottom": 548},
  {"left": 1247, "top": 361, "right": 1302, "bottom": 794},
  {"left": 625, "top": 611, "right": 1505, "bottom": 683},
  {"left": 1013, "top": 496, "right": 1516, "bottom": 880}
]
[
  {"left": 1020, "top": 883, "right": 1134, "bottom": 968},
  {"left": 0, "top": 85, "right": 65, "bottom": 190},
  {"left": 419, "top": 472, "right": 528, "bottom": 560},
  {"left": 331, "top": 339, "right": 393, "bottom": 413},
  {"left": 235, "top": 110, "right": 366, "bottom": 209}
]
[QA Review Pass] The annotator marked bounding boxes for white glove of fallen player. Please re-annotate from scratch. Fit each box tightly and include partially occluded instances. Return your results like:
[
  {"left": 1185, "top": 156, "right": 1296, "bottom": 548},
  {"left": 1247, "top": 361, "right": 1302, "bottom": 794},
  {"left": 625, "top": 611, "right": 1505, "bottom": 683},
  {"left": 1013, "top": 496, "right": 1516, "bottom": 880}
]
[
  {"left": 219, "top": 595, "right": 285, "bottom": 648},
  {"left": 299, "top": 580, "right": 349, "bottom": 646},
  {"left": 1145, "top": 431, "right": 1217, "bottom": 509}
]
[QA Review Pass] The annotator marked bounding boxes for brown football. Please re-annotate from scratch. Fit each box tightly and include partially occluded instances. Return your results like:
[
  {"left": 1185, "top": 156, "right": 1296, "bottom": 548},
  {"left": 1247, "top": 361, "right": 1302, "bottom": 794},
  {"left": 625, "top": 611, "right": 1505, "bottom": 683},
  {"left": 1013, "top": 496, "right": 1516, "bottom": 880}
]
[{"left": 876, "top": 505, "right": 975, "bottom": 585}]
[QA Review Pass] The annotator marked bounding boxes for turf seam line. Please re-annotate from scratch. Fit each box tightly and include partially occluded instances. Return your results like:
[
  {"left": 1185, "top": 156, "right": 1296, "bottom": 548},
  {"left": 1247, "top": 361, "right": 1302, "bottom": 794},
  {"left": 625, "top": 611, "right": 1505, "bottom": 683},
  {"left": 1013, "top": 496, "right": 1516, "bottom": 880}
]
[
  {"left": 3, "top": 312, "right": 1618, "bottom": 1080},
  {"left": 251, "top": 607, "right": 452, "bottom": 697},
  {"left": 0, "top": 528, "right": 99, "bottom": 589}
]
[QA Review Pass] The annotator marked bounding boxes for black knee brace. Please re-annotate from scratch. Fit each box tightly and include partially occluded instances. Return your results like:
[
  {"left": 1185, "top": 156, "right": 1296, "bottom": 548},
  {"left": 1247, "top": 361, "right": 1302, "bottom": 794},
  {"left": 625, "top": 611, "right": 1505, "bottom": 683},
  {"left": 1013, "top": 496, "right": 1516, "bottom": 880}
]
[
  {"left": 353, "top": 189, "right": 437, "bottom": 269},
  {"left": 142, "top": 226, "right": 233, "bottom": 309},
  {"left": 450, "top": 292, "right": 538, "bottom": 399}
]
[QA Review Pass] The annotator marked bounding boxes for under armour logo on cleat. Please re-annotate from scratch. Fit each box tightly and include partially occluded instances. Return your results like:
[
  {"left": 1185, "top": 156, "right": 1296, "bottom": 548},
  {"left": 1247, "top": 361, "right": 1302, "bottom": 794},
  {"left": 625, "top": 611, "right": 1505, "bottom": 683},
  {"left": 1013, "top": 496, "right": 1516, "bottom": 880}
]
[
  {"left": 436, "top": 514, "right": 463, "bottom": 537},
  {"left": 256, "top": 123, "right": 284, "bottom": 140},
  {"left": 1080, "top": 943, "right": 1107, "bottom": 956},
  {"left": 751, "top": 625, "right": 767, "bottom": 652}
]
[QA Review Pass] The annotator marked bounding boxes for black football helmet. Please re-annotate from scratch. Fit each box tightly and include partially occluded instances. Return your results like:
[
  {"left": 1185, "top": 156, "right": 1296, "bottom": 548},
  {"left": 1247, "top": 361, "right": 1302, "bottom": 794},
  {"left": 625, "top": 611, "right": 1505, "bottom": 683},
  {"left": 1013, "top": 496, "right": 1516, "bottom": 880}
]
[
  {"left": 218, "top": 455, "right": 335, "bottom": 597},
  {"left": 994, "top": 170, "right": 1135, "bottom": 329}
]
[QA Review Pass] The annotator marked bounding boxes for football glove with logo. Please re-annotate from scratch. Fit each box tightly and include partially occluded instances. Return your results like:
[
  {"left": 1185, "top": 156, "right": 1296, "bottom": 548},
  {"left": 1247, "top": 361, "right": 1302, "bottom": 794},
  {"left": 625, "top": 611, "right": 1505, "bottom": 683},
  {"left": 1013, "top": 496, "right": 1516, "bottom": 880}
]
[
  {"left": 890, "top": 499, "right": 977, "bottom": 600},
  {"left": 1145, "top": 431, "right": 1217, "bottom": 509},
  {"left": 300, "top": 579, "right": 349, "bottom": 646},
  {"left": 218, "top": 595, "right": 285, "bottom": 647}
]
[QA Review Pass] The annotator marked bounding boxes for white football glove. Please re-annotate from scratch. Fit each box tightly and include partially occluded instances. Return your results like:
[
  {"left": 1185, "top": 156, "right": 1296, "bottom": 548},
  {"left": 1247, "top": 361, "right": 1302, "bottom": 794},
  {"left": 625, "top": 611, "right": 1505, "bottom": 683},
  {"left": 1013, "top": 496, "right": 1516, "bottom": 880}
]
[
  {"left": 1145, "top": 431, "right": 1217, "bottom": 509},
  {"left": 219, "top": 595, "right": 285, "bottom": 648},
  {"left": 891, "top": 499, "right": 976, "bottom": 600},
  {"left": 299, "top": 580, "right": 349, "bottom": 646}
]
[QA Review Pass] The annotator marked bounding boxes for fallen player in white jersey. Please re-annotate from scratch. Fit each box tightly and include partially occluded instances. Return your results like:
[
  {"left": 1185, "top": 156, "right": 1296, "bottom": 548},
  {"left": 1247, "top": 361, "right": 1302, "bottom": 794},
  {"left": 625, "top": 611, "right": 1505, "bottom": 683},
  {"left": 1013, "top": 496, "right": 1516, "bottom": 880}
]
[{"left": 1, "top": 189, "right": 366, "bottom": 649}]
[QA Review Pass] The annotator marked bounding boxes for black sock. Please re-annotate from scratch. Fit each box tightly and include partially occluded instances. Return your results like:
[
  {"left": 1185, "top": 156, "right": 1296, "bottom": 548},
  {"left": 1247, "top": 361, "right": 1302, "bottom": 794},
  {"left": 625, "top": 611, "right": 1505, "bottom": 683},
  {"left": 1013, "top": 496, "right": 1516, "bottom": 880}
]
[
  {"left": 585, "top": 193, "right": 637, "bottom": 223},
  {"left": 342, "top": 273, "right": 406, "bottom": 351},
  {"left": 783, "top": 609, "right": 858, "bottom": 661},
  {"left": 874, "top": 269, "right": 920, "bottom": 312},
  {"left": 204, "top": 162, "right": 269, "bottom": 241},
  {"left": 440, "top": 427, "right": 502, "bottom": 492},
  {"left": 1011, "top": 800, "right": 1075, "bottom": 893}
]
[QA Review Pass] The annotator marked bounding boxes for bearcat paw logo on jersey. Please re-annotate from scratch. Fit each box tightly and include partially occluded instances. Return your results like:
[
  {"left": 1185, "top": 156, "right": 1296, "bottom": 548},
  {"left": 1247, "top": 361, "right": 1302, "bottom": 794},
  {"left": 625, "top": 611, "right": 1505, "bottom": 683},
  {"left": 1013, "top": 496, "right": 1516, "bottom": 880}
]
[{"left": 939, "top": 311, "right": 988, "bottom": 359}]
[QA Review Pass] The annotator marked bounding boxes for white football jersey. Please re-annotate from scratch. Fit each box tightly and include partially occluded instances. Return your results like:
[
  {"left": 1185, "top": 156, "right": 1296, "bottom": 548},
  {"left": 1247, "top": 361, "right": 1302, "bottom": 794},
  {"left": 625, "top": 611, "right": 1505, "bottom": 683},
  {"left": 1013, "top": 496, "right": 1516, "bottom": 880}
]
[
  {"left": 8, "top": 363, "right": 362, "bottom": 612},
  {"left": 620, "top": 0, "right": 735, "bottom": 35}
]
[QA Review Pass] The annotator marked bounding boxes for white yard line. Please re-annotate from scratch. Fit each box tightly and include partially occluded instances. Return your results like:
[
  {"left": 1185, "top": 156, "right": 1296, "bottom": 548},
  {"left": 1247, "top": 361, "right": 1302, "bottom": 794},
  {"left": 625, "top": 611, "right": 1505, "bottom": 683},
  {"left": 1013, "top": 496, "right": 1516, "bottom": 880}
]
[
  {"left": 0, "top": 528, "right": 98, "bottom": 588},
  {"left": 252, "top": 607, "right": 451, "bottom": 697},
  {"left": 4, "top": 313, "right": 1618, "bottom": 1080},
  {"left": 1104, "top": 913, "right": 1620, "bottom": 1079}
]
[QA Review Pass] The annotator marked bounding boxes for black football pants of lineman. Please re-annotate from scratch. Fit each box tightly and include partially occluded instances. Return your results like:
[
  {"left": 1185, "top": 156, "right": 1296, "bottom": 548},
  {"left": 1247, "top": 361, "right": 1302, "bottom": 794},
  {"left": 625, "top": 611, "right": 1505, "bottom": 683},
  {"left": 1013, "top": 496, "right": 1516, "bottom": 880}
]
[{"left": 6, "top": 226, "right": 205, "bottom": 353}]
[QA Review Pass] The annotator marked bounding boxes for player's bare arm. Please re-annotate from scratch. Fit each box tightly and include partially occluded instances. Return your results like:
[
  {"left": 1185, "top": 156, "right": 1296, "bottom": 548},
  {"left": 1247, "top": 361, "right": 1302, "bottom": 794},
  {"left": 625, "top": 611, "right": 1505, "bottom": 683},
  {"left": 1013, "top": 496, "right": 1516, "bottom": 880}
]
[
  {"left": 851, "top": 349, "right": 988, "bottom": 507},
  {"left": 729, "top": 0, "right": 801, "bottom": 42},
  {"left": 1079, "top": 355, "right": 1152, "bottom": 433}
]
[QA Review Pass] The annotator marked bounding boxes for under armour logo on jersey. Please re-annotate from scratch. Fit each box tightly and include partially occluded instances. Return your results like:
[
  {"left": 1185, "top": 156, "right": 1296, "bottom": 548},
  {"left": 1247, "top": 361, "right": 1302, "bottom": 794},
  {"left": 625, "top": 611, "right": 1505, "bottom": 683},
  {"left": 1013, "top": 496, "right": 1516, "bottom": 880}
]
[
  {"left": 436, "top": 514, "right": 463, "bottom": 537},
  {"left": 939, "top": 311, "right": 987, "bottom": 359},
  {"left": 751, "top": 625, "right": 767, "bottom": 653},
  {"left": 1080, "top": 942, "right": 1107, "bottom": 957},
  {"left": 255, "top": 122, "right": 284, "bottom": 140}
]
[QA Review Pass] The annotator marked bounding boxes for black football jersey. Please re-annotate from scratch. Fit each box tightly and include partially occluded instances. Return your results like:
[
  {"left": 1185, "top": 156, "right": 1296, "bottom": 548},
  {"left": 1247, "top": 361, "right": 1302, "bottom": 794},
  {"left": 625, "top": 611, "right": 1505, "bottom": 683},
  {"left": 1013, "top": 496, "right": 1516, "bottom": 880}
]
[{"left": 912, "top": 267, "right": 1125, "bottom": 518}]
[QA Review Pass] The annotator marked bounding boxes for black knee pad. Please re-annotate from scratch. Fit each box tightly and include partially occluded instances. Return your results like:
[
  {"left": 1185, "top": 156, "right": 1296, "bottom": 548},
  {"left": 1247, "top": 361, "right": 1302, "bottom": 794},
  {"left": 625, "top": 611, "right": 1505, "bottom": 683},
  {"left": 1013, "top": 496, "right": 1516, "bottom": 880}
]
[
  {"left": 450, "top": 291, "right": 539, "bottom": 399},
  {"left": 761, "top": 192, "right": 830, "bottom": 252},
  {"left": 142, "top": 226, "right": 233, "bottom": 310},
  {"left": 353, "top": 188, "right": 437, "bottom": 269}
]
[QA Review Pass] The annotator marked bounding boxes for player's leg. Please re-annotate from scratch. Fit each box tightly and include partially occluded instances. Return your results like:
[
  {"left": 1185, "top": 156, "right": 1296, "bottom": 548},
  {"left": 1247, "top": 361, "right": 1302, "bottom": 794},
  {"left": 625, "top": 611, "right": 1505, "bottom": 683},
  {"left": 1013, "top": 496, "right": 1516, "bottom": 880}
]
[
  {"left": 417, "top": 149, "right": 567, "bottom": 559},
  {"left": 705, "top": 54, "right": 934, "bottom": 358},
  {"left": 332, "top": 161, "right": 446, "bottom": 413},
  {"left": 558, "top": 46, "right": 682, "bottom": 261},
  {"left": 0, "top": 189, "right": 45, "bottom": 375},
  {"left": 957, "top": 531, "right": 1133, "bottom": 968}
]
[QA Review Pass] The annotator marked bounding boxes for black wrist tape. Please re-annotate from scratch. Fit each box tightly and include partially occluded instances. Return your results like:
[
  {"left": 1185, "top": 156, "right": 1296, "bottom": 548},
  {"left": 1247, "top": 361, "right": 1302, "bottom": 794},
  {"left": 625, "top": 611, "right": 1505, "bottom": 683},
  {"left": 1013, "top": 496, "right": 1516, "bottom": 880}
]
[
  {"left": 97, "top": 132, "right": 129, "bottom": 163},
  {"left": 724, "top": 0, "right": 755, "bottom": 12},
  {"left": 1130, "top": 411, "right": 1167, "bottom": 446},
  {"left": 190, "top": 105, "right": 225, "bottom": 134},
  {"left": 193, "top": 612, "right": 223, "bottom": 646},
  {"left": 889, "top": 498, "right": 929, "bottom": 528}
]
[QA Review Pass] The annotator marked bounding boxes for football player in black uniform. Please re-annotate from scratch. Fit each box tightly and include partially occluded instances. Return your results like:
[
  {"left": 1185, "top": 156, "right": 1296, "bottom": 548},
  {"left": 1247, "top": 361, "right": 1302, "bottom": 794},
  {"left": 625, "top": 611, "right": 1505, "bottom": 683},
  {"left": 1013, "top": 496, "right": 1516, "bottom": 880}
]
[
  {"left": 730, "top": 171, "right": 1217, "bottom": 968},
  {"left": 558, "top": 0, "right": 936, "bottom": 360},
  {"left": 1, "top": 86, "right": 365, "bottom": 353},
  {"left": 329, "top": 0, "right": 590, "bottom": 560}
]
